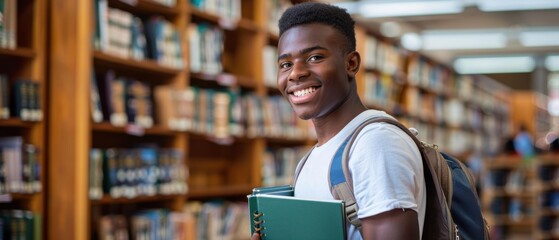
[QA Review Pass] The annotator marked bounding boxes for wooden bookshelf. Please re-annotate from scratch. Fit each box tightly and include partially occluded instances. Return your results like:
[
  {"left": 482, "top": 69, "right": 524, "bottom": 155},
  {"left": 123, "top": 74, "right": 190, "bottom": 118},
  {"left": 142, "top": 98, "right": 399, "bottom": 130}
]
[
  {"left": 0, "top": 0, "right": 47, "bottom": 238},
  {"left": 44, "top": 0, "right": 519, "bottom": 239},
  {"left": 48, "top": 0, "right": 190, "bottom": 239}
]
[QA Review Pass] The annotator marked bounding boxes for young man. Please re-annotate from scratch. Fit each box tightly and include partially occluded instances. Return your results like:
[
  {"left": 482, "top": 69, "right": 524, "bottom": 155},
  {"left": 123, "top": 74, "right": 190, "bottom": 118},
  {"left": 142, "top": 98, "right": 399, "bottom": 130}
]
[{"left": 253, "top": 2, "right": 426, "bottom": 240}]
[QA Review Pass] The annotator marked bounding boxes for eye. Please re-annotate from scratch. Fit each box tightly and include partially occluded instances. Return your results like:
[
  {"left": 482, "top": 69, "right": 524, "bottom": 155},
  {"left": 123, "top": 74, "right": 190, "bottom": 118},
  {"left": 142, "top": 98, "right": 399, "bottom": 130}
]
[
  {"left": 279, "top": 61, "right": 292, "bottom": 69},
  {"left": 308, "top": 55, "right": 324, "bottom": 62}
]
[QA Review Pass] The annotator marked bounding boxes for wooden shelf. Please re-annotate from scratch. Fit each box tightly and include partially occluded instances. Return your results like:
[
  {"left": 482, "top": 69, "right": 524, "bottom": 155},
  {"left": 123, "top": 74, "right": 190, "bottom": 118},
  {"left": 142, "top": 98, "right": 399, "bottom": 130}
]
[
  {"left": 0, "top": 118, "right": 38, "bottom": 128},
  {"left": 189, "top": 8, "right": 260, "bottom": 32},
  {"left": 490, "top": 215, "right": 536, "bottom": 226},
  {"left": 90, "top": 194, "right": 183, "bottom": 205},
  {"left": 92, "top": 122, "right": 181, "bottom": 137},
  {"left": 190, "top": 72, "right": 257, "bottom": 88},
  {"left": 188, "top": 185, "right": 253, "bottom": 198},
  {"left": 0, "top": 47, "right": 36, "bottom": 59},
  {"left": 0, "top": 193, "right": 38, "bottom": 203},
  {"left": 489, "top": 188, "right": 536, "bottom": 198},
  {"left": 108, "top": 0, "right": 180, "bottom": 18},
  {"left": 93, "top": 51, "right": 182, "bottom": 77}
]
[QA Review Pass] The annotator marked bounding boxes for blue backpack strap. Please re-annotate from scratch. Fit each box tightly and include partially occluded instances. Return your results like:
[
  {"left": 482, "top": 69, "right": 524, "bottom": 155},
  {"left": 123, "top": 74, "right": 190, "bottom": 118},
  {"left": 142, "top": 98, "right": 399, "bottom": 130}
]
[
  {"left": 328, "top": 117, "right": 394, "bottom": 232},
  {"left": 327, "top": 115, "right": 434, "bottom": 234},
  {"left": 329, "top": 137, "right": 362, "bottom": 230}
]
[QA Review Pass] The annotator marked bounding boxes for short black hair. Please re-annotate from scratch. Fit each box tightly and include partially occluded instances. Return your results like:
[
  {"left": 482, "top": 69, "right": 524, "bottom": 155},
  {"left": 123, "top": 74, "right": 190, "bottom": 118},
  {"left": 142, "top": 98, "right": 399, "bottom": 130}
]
[{"left": 279, "top": 2, "right": 356, "bottom": 52}]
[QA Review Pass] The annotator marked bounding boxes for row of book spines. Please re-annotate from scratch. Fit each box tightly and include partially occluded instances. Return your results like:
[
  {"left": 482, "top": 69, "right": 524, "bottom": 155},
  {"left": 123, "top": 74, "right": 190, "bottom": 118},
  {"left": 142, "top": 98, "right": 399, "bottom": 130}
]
[
  {"left": 91, "top": 70, "right": 314, "bottom": 139},
  {"left": 261, "top": 146, "right": 310, "bottom": 187},
  {"left": 364, "top": 72, "right": 507, "bottom": 116},
  {"left": 362, "top": 36, "right": 406, "bottom": 77},
  {"left": 188, "top": 23, "right": 223, "bottom": 75},
  {"left": 364, "top": 36, "right": 452, "bottom": 91},
  {"left": 407, "top": 56, "right": 454, "bottom": 91},
  {"left": 92, "top": 70, "right": 154, "bottom": 128},
  {"left": 402, "top": 87, "right": 505, "bottom": 130},
  {"left": 539, "top": 215, "right": 559, "bottom": 233},
  {"left": 0, "top": 210, "right": 41, "bottom": 240},
  {"left": 262, "top": 45, "right": 278, "bottom": 88},
  {"left": 94, "top": 1, "right": 183, "bottom": 69},
  {"left": 265, "top": 0, "right": 292, "bottom": 35},
  {"left": 89, "top": 148, "right": 187, "bottom": 200},
  {"left": 185, "top": 201, "right": 250, "bottom": 240},
  {"left": 0, "top": 137, "right": 41, "bottom": 195},
  {"left": 190, "top": 0, "right": 241, "bottom": 21},
  {"left": 0, "top": 76, "right": 42, "bottom": 121},
  {"left": 154, "top": 0, "right": 176, "bottom": 7},
  {"left": 489, "top": 196, "right": 533, "bottom": 221},
  {"left": 0, "top": 0, "right": 17, "bottom": 49},
  {"left": 400, "top": 118, "right": 499, "bottom": 155},
  {"left": 538, "top": 165, "right": 559, "bottom": 182},
  {"left": 98, "top": 209, "right": 194, "bottom": 240}
]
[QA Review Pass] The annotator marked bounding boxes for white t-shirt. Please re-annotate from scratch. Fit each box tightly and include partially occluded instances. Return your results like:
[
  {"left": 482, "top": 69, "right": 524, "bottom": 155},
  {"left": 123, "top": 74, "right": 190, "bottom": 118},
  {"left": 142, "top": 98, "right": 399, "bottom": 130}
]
[{"left": 294, "top": 110, "right": 426, "bottom": 240}]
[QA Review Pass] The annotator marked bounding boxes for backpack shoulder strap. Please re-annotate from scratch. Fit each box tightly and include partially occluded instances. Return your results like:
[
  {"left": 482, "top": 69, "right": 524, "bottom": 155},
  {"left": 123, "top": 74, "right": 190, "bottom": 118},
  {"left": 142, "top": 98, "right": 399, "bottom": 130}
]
[{"left": 329, "top": 116, "right": 455, "bottom": 239}]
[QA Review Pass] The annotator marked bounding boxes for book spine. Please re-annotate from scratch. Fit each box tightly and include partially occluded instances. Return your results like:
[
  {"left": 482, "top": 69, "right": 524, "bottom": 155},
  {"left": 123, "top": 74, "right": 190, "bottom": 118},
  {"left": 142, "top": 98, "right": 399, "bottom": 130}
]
[{"left": 0, "top": 74, "right": 9, "bottom": 119}]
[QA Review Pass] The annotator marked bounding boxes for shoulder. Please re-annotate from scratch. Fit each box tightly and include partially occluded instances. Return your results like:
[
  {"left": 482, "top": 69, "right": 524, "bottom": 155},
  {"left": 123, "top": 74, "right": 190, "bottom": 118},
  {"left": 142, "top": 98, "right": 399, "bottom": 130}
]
[
  {"left": 354, "top": 121, "right": 417, "bottom": 149},
  {"left": 347, "top": 120, "right": 422, "bottom": 167}
]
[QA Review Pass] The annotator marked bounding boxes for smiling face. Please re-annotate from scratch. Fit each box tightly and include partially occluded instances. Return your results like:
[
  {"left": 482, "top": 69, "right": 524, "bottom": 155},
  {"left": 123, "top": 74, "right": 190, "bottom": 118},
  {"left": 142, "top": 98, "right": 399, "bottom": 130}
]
[{"left": 277, "top": 23, "right": 356, "bottom": 120}]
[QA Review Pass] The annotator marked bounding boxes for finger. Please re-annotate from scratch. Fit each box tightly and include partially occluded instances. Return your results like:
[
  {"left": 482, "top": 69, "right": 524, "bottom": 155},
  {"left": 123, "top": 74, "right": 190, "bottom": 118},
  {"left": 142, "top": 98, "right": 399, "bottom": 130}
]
[{"left": 251, "top": 232, "right": 261, "bottom": 240}]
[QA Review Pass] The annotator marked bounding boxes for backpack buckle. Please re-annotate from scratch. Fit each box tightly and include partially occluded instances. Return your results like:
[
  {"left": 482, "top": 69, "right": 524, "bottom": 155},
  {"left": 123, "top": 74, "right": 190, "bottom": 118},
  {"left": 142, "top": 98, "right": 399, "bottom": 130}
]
[{"left": 345, "top": 202, "right": 361, "bottom": 228}]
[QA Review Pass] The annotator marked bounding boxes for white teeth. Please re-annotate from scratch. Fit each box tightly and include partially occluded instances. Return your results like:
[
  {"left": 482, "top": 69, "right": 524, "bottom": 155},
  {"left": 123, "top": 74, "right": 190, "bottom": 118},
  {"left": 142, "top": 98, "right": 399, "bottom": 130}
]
[{"left": 294, "top": 87, "right": 316, "bottom": 97}]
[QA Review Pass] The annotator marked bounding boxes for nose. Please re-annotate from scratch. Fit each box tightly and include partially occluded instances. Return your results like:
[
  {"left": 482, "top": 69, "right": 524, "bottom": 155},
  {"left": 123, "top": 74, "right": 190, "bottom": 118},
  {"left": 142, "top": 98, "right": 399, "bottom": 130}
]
[{"left": 288, "top": 61, "right": 310, "bottom": 81}]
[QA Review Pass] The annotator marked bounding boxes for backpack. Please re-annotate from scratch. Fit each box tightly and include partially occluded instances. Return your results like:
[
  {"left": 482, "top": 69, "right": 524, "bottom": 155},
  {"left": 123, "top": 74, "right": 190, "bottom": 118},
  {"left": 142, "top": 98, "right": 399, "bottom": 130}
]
[{"left": 295, "top": 116, "right": 490, "bottom": 240}]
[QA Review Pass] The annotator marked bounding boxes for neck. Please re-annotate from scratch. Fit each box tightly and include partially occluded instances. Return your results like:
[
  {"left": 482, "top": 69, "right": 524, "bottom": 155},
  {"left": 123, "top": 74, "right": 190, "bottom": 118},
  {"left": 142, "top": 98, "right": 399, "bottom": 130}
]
[{"left": 312, "top": 93, "right": 367, "bottom": 146}]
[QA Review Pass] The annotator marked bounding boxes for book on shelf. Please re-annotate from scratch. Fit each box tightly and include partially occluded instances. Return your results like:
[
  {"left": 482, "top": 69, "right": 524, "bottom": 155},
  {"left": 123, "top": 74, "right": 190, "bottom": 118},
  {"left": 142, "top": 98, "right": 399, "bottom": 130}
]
[
  {"left": 188, "top": 23, "right": 223, "bottom": 75},
  {"left": 0, "top": 74, "right": 9, "bottom": 119},
  {"left": 190, "top": 0, "right": 241, "bottom": 21},
  {"left": 91, "top": 71, "right": 104, "bottom": 123},
  {"left": 262, "top": 45, "right": 278, "bottom": 88},
  {"left": 247, "top": 185, "right": 347, "bottom": 240},
  {"left": 95, "top": 147, "right": 187, "bottom": 199},
  {"left": 99, "top": 214, "right": 129, "bottom": 240},
  {"left": 0, "top": 210, "right": 40, "bottom": 240},
  {"left": 154, "top": 86, "right": 194, "bottom": 131},
  {"left": 12, "top": 80, "right": 30, "bottom": 120},
  {"left": 125, "top": 80, "right": 153, "bottom": 128},
  {"left": 144, "top": 16, "right": 183, "bottom": 69},
  {"left": 96, "top": 70, "right": 127, "bottom": 126},
  {"left": 0, "top": 137, "right": 41, "bottom": 194},
  {"left": 0, "top": 0, "right": 17, "bottom": 49},
  {"left": 185, "top": 200, "right": 249, "bottom": 240}
]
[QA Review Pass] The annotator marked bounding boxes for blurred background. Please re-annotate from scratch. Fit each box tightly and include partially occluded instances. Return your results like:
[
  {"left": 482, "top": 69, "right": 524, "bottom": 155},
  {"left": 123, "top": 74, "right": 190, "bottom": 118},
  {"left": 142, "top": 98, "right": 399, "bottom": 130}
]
[{"left": 1, "top": 0, "right": 559, "bottom": 239}]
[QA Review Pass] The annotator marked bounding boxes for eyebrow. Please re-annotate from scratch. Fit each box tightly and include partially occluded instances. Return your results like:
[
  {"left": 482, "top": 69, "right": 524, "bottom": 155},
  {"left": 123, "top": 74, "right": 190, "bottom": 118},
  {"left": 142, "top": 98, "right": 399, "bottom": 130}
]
[{"left": 278, "top": 45, "right": 328, "bottom": 61}]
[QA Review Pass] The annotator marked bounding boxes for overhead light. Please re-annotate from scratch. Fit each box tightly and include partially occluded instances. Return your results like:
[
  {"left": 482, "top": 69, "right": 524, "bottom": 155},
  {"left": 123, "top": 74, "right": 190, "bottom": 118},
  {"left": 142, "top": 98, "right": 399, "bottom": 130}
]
[
  {"left": 357, "top": 0, "right": 463, "bottom": 18},
  {"left": 520, "top": 29, "right": 559, "bottom": 47},
  {"left": 380, "top": 21, "right": 401, "bottom": 38},
  {"left": 422, "top": 30, "right": 507, "bottom": 50},
  {"left": 546, "top": 55, "right": 559, "bottom": 72},
  {"left": 477, "top": 0, "right": 559, "bottom": 12},
  {"left": 454, "top": 56, "right": 535, "bottom": 74},
  {"left": 401, "top": 33, "right": 423, "bottom": 51}
]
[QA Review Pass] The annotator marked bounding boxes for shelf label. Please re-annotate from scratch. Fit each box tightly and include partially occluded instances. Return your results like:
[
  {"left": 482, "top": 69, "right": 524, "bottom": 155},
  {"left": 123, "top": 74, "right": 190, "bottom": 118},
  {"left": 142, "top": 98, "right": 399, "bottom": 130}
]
[
  {"left": 216, "top": 73, "right": 237, "bottom": 86},
  {"left": 126, "top": 124, "right": 145, "bottom": 136}
]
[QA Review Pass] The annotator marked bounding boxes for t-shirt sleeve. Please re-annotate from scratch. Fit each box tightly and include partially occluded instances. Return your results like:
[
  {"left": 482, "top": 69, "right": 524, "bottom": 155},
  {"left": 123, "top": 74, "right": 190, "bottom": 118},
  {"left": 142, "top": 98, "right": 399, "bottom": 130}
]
[{"left": 347, "top": 123, "right": 424, "bottom": 219}]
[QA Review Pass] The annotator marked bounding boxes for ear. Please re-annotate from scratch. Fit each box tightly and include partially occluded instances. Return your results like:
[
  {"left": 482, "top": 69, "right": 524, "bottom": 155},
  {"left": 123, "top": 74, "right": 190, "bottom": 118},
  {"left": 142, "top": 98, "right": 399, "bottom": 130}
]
[{"left": 345, "top": 51, "right": 361, "bottom": 80}]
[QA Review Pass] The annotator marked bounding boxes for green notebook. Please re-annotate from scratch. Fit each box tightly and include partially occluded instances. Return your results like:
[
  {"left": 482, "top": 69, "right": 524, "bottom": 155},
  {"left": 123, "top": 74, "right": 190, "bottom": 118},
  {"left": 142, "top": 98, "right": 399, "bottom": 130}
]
[{"left": 248, "top": 185, "right": 347, "bottom": 240}]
